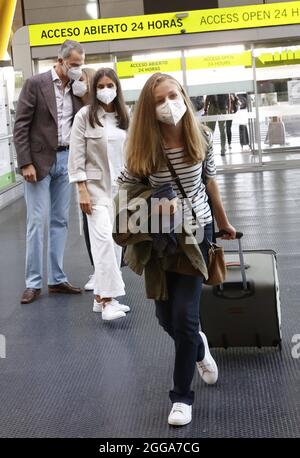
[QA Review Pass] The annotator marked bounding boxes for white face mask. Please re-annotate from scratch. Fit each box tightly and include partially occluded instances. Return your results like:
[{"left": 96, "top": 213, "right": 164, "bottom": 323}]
[
  {"left": 63, "top": 62, "right": 82, "bottom": 81},
  {"left": 156, "top": 96, "right": 187, "bottom": 126},
  {"left": 97, "top": 87, "right": 117, "bottom": 105},
  {"left": 72, "top": 80, "right": 87, "bottom": 97}
]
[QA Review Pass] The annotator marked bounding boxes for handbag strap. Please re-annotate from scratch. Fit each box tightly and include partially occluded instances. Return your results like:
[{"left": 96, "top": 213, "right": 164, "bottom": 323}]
[
  {"left": 164, "top": 153, "right": 201, "bottom": 228},
  {"left": 164, "top": 150, "right": 218, "bottom": 243}
]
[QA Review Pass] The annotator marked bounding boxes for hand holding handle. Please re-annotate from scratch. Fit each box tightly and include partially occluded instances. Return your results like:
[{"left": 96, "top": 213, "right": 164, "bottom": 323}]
[{"left": 215, "top": 230, "right": 243, "bottom": 239}]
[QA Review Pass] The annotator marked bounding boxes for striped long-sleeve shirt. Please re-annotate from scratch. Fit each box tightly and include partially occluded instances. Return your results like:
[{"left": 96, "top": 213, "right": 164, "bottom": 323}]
[{"left": 117, "top": 133, "right": 216, "bottom": 227}]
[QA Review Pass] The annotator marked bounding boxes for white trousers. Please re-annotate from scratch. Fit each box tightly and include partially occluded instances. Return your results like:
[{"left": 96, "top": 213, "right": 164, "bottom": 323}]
[{"left": 87, "top": 204, "right": 125, "bottom": 298}]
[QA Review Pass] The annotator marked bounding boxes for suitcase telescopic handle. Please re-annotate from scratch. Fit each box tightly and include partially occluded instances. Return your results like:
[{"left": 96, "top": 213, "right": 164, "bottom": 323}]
[
  {"left": 214, "top": 230, "right": 247, "bottom": 290},
  {"left": 215, "top": 230, "right": 243, "bottom": 239}
]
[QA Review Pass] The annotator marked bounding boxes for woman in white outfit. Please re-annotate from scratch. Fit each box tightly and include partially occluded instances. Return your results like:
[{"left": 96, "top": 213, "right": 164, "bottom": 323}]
[
  {"left": 68, "top": 67, "right": 130, "bottom": 321},
  {"left": 72, "top": 67, "right": 97, "bottom": 290}
]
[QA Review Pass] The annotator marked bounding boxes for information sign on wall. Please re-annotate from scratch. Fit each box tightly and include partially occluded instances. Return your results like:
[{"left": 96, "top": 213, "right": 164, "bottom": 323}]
[{"left": 288, "top": 80, "right": 300, "bottom": 104}]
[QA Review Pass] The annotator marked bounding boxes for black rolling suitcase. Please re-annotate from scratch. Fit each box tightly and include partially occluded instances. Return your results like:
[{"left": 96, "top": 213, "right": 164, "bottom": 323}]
[
  {"left": 239, "top": 124, "right": 250, "bottom": 147},
  {"left": 200, "top": 232, "right": 282, "bottom": 349}
]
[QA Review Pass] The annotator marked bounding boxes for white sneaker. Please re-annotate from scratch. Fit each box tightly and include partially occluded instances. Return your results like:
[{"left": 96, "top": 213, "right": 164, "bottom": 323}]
[
  {"left": 168, "top": 403, "right": 192, "bottom": 426},
  {"left": 84, "top": 274, "right": 95, "bottom": 291},
  {"left": 111, "top": 298, "right": 130, "bottom": 313},
  {"left": 196, "top": 331, "right": 218, "bottom": 385},
  {"left": 93, "top": 300, "right": 103, "bottom": 313},
  {"left": 93, "top": 299, "right": 130, "bottom": 313},
  {"left": 101, "top": 302, "right": 126, "bottom": 321}
]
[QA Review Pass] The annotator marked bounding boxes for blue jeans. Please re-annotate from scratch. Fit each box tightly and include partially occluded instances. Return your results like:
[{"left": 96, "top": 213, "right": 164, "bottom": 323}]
[
  {"left": 23, "top": 149, "right": 71, "bottom": 288},
  {"left": 155, "top": 222, "right": 213, "bottom": 405}
]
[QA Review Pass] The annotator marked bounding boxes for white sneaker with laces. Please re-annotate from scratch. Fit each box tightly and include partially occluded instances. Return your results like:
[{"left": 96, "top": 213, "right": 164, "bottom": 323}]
[
  {"left": 111, "top": 298, "right": 130, "bottom": 313},
  {"left": 168, "top": 403, "right": 192, "bottom": 426},
  {"left": 84, "top": 273, "right": 95, "bottom": 291},
  {"left": 93, "top": 299, "right": 130, "bottom": 313},
  {"left": 101, "top": 301, "right": 126, "bottom": 321},
  {"left": 196, "top": 331, "right": 218, "bottom": 385}
]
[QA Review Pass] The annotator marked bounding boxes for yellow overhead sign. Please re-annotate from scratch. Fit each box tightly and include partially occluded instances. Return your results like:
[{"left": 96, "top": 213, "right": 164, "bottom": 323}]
[
  {"left": 29, "top": 14, "right": 185, "bottom": 46},
  {"left": 116, "top": 48, "right": 300, "bottom": 77},
  {"left": 117, "top": 52, "right": 253, "bottom": 77},
  {"left": 186, "top": 51, "right": 252, "bottom": 70},
  {"left": 257, "top": 49, "right": 300, "bottom": 65},
  {"left": 117, "top": 59, "right": 181, "bottom": 78},
  {"left": 29, "top": 2, "right": 300, "bottom": 47}
]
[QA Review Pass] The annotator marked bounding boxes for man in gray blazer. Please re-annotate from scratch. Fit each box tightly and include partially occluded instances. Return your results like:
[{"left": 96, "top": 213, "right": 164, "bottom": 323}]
[{"left": 14, "top": 40, "right": 85, "bottom": 304}]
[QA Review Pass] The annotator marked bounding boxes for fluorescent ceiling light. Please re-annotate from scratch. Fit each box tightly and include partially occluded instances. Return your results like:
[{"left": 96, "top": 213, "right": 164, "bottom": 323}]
[
  {"left": 186, "top": 45, "right": 245, "bottom": 56},
  {"left": 86, "top": 0, "right": 98, "bottom": 19},
  {"left": 133, "top": 51, "right": 181, "bottom": 61}
]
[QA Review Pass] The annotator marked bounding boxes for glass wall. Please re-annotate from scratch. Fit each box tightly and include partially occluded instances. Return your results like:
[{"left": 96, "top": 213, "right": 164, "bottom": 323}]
[
  {"left": 0, "top": 67, "right": 20, "bottom": 191},
  {"left": 31, "top": 39, "right": 300, "bottom": 173},
  {"left": 37, "top": 54, "right": 114, "bottom": 74},
  {"left": 253, "top": 44, "right": 300, "bottom": 165},
  {"left": 115, "top": 49, "right": 183, "bottom": 110},
  {"left": 184, "top": 45, "right": 257, "bottom": 169}
]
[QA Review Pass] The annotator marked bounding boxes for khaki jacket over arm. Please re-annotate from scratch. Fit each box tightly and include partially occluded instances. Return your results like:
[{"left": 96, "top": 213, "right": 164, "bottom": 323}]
[{"left": 113, "top": 180, "right": 208, "bottom": 301}]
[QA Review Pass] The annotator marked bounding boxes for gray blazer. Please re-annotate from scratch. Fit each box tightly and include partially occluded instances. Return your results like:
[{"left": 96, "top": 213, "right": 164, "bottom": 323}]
[{"left": 13, "top": 70, "right": 82, "bottom": 181}]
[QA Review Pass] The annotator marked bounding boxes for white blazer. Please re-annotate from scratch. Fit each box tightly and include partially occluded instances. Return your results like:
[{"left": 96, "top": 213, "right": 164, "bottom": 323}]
[{"left": 68, "top": 105, "right": 126, "bottom": 205}]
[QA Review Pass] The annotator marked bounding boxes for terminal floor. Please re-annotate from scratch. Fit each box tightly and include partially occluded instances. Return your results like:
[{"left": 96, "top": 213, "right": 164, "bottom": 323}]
[{"left": 0, "top": 169, "right": 300, "bottom": 438}]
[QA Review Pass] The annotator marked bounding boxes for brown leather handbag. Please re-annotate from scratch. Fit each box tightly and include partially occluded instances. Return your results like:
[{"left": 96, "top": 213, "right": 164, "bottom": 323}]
[{"left": 205, "top": 242, "right": 226, "bottom": 285}]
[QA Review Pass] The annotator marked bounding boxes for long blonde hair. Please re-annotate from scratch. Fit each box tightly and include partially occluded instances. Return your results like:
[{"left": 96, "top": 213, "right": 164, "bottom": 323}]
[
  {"left": 126, "top": 73, "right": 208, "bottom": 176},
  {"left": 81, "top": 67, "right": 96, "bottom": 105}
]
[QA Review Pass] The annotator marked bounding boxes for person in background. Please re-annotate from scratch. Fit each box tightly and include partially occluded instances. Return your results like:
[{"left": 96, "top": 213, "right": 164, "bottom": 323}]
[
  {"left": 203, "top": 94, "right": 231, "bottom": 156},
  {"left": 117, "top": 73, "right": 236, "bottom": 426},
  {"left": 14, "top": 39, "right": 85, "bottom": 304},
  {"left": 68, "top": 68, "right": 130, "bottom": 321},
  {"left": 72, "top": 67, "right": 97, "bottom": 291},
  {"left": 226, "top": 93, "right": 240, "bottom": 150},
  {"left": 190, "top": 95, "right": 205, "bottom": 117}
]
